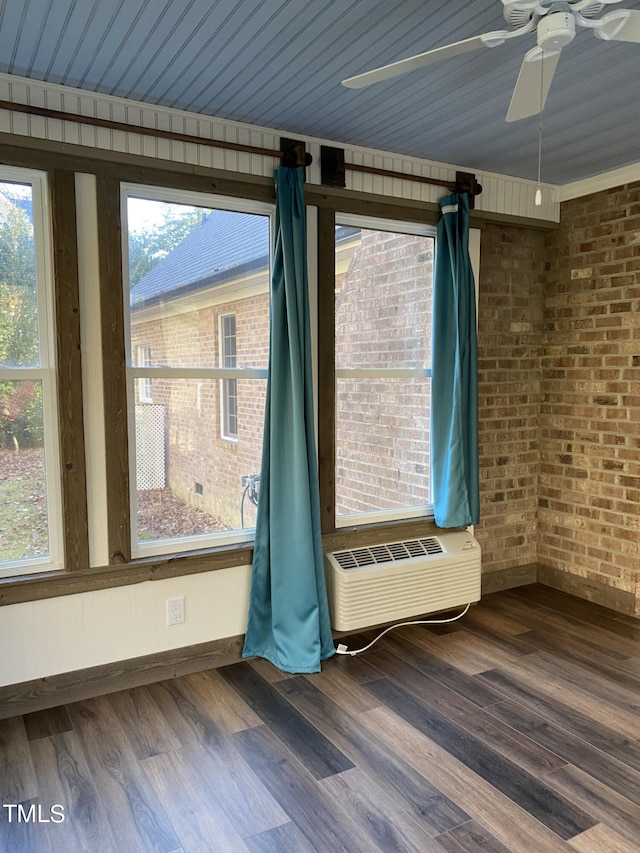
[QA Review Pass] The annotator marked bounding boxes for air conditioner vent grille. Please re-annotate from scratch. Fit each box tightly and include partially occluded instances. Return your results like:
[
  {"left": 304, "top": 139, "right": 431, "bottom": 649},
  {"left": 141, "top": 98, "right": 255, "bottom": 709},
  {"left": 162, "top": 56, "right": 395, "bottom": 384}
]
[{"left": 332, "top": 537, "right": 443, "bottom": 570}]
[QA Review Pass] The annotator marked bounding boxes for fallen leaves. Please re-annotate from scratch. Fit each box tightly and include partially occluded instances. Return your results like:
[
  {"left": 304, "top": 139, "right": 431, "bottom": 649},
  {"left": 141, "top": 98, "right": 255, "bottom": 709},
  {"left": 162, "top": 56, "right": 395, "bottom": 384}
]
[
  {"left": 0, "top": 448, "right": 48, "bottom": 562},
  {"left": 0, "top": 450, "right": 229, "bottom": 563},
  {"left": 137, "top": 488, "right": 228, "bottom": 540}
]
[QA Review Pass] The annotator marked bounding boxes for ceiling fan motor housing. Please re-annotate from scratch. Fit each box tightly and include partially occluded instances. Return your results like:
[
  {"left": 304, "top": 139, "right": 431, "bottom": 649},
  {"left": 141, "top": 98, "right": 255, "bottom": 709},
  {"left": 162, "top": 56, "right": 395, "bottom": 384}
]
[{"left": 537, "top": 12, "right": 576, "bottom": 49}]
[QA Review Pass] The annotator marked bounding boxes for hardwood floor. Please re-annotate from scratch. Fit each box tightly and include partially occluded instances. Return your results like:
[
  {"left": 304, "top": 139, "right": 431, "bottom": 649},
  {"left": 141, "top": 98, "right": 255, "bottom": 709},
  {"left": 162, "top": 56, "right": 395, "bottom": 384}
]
[{"left": 2, "top": 584, "right": 640, "bottom": 852}]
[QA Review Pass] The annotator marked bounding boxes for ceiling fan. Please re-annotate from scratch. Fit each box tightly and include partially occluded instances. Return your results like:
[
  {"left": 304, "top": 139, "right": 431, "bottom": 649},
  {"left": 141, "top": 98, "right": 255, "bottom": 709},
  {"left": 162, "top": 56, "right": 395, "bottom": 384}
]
[{"left": 342, "top": 0, "right": 640, "bottom": 121}]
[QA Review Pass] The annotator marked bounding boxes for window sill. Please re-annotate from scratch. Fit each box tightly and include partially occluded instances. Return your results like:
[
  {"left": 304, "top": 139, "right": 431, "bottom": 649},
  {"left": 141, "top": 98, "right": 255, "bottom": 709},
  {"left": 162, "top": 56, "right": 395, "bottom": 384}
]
[
  {"left": 0, "top": 516, "right": 444, "bottom": 607},
  {"left": 0, "top": 541, "right": 255, "bottom": 607}
]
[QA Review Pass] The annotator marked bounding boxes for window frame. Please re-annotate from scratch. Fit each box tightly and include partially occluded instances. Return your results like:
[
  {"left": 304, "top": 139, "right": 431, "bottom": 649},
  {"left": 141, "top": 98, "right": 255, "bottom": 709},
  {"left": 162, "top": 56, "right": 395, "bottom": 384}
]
[
  {"left": 121, "top": 183, "right": 273, "bottom": 559},
  {"left": 333, "top": 212, "right": 437, "bottom": 530},
  {"left": 0, "top": 166, "right": 64, "bottom": 577}
]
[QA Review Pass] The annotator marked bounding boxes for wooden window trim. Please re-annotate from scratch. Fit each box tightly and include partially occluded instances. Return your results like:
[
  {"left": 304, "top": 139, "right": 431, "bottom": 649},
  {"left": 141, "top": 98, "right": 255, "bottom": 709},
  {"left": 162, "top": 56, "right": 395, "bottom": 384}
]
[
  {"left": 97, "top": 174, "right": 131, "bottom": 564},
  {"left": 0, "top": 146, "right": 444, "bottom": 600},
  {"left": 317, "top": 206, "right": 336, "bottom": 535},
  {"left": 50, "top": 168, "right": 90, "bottom": 571},
  {"left": 0, "top": 516, "right": 441, "bottom": 606}
]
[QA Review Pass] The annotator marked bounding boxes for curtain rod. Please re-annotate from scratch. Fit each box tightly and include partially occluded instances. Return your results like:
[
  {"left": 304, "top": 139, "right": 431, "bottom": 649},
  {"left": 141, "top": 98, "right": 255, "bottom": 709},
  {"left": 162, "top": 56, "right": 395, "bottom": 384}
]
[
  {"left": 0, "top": 99, "right": 480, "bottom": 198},
  {"left": 349, "top": 162, "right": 457, "bottom": 190},
  {"left": 0, "top": 99, "right": 311, "bottom": 165}
]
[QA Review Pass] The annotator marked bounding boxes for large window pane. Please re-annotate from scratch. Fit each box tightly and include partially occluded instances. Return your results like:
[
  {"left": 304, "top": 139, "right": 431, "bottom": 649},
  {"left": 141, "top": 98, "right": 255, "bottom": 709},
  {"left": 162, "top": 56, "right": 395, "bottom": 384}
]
[
  {"left": 335, "top": 225, "right": 433, "bottom": 371},
  {"left": 124, "top": 191, "right": 271, "bottom": 554},
  {"left": 127, "top": 199, "right": 269, "bottom": 369},
  {"left": 0, "top": 182, "right": 39, "bottom": 368},
  {"left": 0, "top": 171, "right": 60, "bottom": 576},
  {"left": 335, "top": 221, "right": 434, "bottom": 524},
  {"left": 336, "top": 377, "right": 431, "bottom": 516},
  {"left": 134, "top": 378, "right": 265, "bottom": 544},
  {"left": 0, "top": 380, "right": 49, "bottom": 562}
]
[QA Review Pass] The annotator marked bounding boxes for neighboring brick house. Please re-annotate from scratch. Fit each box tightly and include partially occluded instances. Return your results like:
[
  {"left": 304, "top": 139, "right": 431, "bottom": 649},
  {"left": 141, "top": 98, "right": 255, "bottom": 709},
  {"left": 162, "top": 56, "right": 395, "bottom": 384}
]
[{"left": 131, "top": 213, "right": 434, "bottom": 529}]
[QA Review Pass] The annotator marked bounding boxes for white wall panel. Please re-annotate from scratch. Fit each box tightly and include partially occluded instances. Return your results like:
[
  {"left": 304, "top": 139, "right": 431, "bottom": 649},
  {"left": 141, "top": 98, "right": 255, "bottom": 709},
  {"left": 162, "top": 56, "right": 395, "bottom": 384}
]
[
  {"left": 0, "top": 72, "right": 560, "bottom": 221},
  {"left": 0, "top": 566, "right": 251, "bottom": 687}
]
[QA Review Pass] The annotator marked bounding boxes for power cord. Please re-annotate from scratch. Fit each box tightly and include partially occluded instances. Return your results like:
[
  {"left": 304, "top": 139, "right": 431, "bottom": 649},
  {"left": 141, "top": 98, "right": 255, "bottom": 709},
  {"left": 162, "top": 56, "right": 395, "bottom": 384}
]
[{"left": 335, "top": 602, "right": 471, "bottom": 657}]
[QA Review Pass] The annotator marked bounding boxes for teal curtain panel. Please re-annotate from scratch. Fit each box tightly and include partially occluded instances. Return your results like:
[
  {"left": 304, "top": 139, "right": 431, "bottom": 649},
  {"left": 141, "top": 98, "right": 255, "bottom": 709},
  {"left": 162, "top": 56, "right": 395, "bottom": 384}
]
[
  {"left": 431, "top": 192, "right": 480, "bottom": 528},
  {"left": 242, "top": 166, "right": 335, "bottom": 673}
]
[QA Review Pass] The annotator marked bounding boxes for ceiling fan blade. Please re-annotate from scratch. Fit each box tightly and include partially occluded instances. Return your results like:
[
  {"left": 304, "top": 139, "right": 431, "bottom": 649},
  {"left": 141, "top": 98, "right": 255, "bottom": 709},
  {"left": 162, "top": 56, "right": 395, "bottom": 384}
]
[
  {"left": 595, "top": 9, "right": 640, "bottom": 43},
  {"left": 571, "top": 0, "right": 627, "bottom": 9},
  {"left": 506, "top": 46, "right": 561, "bottom": 122},
  {"left": 342, "top": 33, "right": 504, "bottom": 89}
]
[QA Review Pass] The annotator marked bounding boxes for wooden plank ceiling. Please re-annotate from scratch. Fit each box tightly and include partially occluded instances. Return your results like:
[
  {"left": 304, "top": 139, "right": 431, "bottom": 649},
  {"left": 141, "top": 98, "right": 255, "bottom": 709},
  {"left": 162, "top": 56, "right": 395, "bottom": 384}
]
[{"left": 0, "top": 0, "right": 639, "bottom": 184}]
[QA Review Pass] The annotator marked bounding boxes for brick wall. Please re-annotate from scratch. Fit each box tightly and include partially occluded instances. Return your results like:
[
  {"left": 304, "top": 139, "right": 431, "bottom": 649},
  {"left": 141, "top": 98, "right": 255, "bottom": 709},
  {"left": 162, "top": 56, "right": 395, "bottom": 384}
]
[
  {"left": 475, "top": 223, "right": 546, "bottom": 576},
  {"left": 541, "top": 182, "right": 640, "bottom": 611}
]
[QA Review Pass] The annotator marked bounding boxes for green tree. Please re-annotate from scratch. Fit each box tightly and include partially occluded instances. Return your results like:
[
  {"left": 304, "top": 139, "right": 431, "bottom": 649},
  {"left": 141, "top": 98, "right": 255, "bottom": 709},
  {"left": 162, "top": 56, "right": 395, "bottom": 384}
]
[
  {"left": 0, "top": 200, "right": 40, "bottom": 449},
  {"left": 0, "top": 205, "right": 37, "bottom": 366},
  {"left": 128, "top": 205, "right": 204, "bottom": 288}
]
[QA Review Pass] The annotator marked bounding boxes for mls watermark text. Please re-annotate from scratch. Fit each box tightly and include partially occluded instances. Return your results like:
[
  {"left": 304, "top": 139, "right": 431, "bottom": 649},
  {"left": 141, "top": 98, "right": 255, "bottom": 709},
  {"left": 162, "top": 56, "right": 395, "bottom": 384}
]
[{"left": 2, "top": 804, "right": 65, "bottom": 823}]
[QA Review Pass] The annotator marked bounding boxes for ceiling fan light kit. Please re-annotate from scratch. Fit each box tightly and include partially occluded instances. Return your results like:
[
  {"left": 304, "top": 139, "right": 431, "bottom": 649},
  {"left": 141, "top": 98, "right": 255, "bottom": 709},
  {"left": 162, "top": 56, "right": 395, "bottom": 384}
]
[{"left": 536, "top": 11, "right": 576, "bottom": 49}]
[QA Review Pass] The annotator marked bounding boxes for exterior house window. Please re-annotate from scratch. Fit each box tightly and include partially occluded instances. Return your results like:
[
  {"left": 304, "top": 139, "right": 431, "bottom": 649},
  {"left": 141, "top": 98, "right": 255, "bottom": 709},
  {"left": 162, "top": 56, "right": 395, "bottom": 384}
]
[
  {"left": 220, "top": 314, "right": 237, "bottom": 439},
  {"left": 334, "top": 215, "right": 435, "bottom": 527},
  {"left": 0, "top": 168, "right": 63, "bottom": 576},
  {"left": 136, "top": 345, "right": 152, "bottom": 402},
  {"left": 123, "top": 185, "right": 271, "bottom": 557}
]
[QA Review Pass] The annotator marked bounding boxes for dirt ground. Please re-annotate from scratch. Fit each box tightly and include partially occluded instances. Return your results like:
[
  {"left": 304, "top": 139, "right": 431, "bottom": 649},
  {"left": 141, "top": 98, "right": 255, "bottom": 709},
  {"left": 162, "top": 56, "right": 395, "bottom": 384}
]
[{"left": 0, "top": 449, "right": 226, "bottom": 558}]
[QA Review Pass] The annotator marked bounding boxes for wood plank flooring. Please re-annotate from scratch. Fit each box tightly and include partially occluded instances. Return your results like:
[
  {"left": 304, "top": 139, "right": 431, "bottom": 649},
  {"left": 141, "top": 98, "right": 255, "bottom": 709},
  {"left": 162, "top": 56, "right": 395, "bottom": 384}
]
[{"left": 2, "top": 584, "right": 640, "bottom": 852}]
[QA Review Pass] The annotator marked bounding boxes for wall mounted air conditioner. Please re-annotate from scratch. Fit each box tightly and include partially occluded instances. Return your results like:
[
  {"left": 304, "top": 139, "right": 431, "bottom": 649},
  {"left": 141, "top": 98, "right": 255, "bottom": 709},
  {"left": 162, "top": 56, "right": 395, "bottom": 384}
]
[{"left": 324, "top": 529, "right": 481, "bottom": 632}]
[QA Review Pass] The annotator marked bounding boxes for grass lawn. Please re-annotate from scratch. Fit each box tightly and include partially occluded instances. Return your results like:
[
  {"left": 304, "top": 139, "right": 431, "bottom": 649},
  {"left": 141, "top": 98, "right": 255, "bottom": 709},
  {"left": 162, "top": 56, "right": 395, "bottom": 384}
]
[{"left": 0, "top": 448, "right": 49, "bottom": 563}]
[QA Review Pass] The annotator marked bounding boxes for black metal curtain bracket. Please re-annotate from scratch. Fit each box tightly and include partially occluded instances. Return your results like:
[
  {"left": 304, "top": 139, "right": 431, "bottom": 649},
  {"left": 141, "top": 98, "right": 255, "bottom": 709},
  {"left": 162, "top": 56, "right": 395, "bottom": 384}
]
[
  {"left": 320, "top": 145, "right": 482, "bottom": 208},
  {"left": 280, "top": 137, "right": 312, "bottom": 168}
]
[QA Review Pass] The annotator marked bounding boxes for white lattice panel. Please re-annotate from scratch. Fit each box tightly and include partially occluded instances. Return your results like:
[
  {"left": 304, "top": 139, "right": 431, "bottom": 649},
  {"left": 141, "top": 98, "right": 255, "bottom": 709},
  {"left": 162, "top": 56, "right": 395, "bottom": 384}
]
[{"left": 135, "top": 404, "right": 166, "bottom": 490}]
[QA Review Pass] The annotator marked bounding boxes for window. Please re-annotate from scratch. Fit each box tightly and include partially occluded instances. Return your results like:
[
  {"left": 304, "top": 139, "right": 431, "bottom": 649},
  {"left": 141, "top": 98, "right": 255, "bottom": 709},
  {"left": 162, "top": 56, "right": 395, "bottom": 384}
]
[
  {"left": 334, "top": 215, "right": 435, "bottom": 527},
  {"left": 136, "top": 345, "right": 153, "bottom": 403},
  {"left": 0, "top": 168, "right": 62, "bottom": 576},
  {"left": 0, "top": 149, "right": 484, "bottom": 602},
  {"left": 220, "top": 314, "right": 238, "bottom": 439},
  {"left": 123, "top": 186, "right": 271, "bottom": 557}
]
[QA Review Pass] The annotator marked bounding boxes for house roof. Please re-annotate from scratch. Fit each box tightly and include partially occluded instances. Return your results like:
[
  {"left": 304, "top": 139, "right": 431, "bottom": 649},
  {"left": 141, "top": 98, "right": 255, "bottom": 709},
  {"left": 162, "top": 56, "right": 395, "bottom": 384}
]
[
  {"left": 130, "top": 208, "right": 270, "bottom": 308},
  {"left": 130, "top": 213, "right": 359, "bottom": 309}
]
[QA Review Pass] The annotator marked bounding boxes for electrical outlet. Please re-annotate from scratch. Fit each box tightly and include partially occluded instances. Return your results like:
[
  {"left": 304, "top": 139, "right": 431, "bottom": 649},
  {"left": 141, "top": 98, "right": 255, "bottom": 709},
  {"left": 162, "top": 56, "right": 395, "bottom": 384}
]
[{"left": 166, "top": 596, "right": 185, "bottom": 626}]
